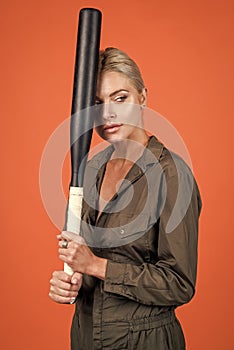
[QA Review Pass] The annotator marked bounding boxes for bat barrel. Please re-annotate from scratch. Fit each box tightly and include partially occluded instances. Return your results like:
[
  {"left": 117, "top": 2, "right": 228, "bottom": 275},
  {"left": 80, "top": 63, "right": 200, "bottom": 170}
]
[{"left": 70, "top": 8, "right": 102, "bottom": 187}]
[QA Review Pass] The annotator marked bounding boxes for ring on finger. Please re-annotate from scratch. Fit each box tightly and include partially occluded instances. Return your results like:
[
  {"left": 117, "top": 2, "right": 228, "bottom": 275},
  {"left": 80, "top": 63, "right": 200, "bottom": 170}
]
[{"left": 61, "top": 240, "right": 68, "bottom": 249}]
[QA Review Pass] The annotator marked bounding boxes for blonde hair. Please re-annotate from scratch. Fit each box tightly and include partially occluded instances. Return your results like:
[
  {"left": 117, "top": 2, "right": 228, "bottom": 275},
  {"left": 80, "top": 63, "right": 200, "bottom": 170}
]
[{"left": 99, "top": 47, "right": 145, "bottom": 93}]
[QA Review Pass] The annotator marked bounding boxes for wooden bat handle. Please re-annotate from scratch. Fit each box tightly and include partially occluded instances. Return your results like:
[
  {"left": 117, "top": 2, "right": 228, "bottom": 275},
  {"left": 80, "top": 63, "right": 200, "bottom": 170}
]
[{"left": 64, "top": 187, "right": 83, "bottom": 275}]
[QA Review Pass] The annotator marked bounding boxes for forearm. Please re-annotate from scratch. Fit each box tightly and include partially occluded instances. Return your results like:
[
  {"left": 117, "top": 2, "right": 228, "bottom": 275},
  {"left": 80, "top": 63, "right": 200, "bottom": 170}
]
[
  {"left": 104, "top": 260, "right": 195, "bottom": 306},
  {"left": 86, "top": 256, "right": 107, "bottom": 280}
]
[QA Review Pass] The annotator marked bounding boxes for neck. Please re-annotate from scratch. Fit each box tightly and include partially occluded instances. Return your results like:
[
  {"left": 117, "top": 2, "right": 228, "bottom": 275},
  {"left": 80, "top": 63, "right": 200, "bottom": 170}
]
[{"left": 111, "top": 131, "right": 149, "bottom": 165}]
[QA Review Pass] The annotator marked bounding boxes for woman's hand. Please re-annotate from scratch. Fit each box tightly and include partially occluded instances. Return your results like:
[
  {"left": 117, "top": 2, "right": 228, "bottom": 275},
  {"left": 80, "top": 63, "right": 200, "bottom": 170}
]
[
  {"left": 58, "top": 231, "right": 107, "bottom": 280},
  {"left": 49, "top": 270, "right": 82, "bottom": 304}
]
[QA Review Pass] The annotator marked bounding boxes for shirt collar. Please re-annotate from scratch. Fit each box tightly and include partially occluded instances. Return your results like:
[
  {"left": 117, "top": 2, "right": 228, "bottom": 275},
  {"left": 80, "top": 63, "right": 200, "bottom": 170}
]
[{"left": 87, "top": 135, "right": 164, "bottom": 170}]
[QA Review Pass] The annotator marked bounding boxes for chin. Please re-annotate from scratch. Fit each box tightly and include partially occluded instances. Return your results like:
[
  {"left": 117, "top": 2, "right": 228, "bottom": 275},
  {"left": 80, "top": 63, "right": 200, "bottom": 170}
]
[{"left": 105, "top": 135, "right": 124, "bottom": 144}]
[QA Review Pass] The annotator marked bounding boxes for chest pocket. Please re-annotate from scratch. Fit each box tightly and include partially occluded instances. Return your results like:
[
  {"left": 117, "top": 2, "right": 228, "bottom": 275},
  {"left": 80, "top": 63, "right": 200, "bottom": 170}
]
[
  {"left": 108, "top": 213, "right": 151, "bottom": 263},
  {"left": 108, "top": 213, "right": 150, "bottom": 246},
  {"left": 119, "top": 213, "right": 148, "bottom": 237},
  {"left": 89, "top": 213, "right": 150, "bottom": 249}
]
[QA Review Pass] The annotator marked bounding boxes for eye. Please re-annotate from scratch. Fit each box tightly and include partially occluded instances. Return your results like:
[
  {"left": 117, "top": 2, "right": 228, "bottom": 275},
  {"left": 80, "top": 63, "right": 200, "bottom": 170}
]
[
  {"left": 114, "top": 95, "right": 128, "bottom": 103},
  {"left": 95, "top": 98, "right": 103, "bottom": 105}
]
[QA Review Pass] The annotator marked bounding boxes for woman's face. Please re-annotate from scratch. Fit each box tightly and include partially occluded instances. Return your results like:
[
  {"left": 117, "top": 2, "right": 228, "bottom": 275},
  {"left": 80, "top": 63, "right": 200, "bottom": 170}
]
[{"left": 95, "top": 71, "right": 147, "bottom": 143}]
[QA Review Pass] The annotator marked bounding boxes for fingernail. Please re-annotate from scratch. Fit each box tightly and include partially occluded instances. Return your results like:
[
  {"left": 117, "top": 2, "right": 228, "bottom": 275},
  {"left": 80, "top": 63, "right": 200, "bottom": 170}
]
[{"left": 70, "top": 297, "right": 76, "bottom": 304}]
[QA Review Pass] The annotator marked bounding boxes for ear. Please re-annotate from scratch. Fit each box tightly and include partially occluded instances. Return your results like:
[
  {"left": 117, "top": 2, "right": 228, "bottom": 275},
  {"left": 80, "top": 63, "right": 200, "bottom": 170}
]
[{"left": 139, "top": 87, "right": 148, "bottom": 106}]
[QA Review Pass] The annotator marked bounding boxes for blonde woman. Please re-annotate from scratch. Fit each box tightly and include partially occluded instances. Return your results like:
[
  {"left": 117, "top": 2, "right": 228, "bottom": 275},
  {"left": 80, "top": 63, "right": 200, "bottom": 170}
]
[{"left": 49, "top": 48, "right": 202, "bottom": 350}]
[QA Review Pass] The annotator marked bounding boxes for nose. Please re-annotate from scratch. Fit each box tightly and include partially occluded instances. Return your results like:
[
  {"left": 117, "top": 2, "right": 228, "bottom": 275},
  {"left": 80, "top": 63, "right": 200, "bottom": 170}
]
[{"left": 102, "top": 103, "right": 116, "bottom": 121}]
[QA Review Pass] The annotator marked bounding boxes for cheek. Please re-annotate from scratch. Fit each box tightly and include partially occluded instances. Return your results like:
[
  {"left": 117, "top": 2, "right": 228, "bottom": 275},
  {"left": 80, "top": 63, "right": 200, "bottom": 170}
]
[
  {"left": 115, "top": 104, "right": 142, "bottom": 126},
  {"left": 94, "top": 105, "right": 104, "bottom": 124},
  {"left": 94, "top": 126, "right": 109, "bottom": 142}
]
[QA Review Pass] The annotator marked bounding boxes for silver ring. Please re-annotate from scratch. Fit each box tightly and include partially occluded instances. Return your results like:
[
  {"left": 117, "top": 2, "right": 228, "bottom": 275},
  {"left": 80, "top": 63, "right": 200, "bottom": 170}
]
[{"left": 61, "top": 240, "right": 68, "bottom": 249}]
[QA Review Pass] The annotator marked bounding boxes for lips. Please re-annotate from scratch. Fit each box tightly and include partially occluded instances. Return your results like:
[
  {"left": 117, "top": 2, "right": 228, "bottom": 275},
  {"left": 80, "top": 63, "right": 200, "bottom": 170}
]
[{"left": 103, "top": 123, "right": 123, "bottom": 133}]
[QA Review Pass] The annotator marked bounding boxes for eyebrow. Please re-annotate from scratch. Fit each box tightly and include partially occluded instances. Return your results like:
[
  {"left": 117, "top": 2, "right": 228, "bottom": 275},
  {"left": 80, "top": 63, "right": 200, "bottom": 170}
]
[
  {"left": 96, "top": 89, "right": 129, "bottom": 100},
  {"left": 110, "top": 89, "right": 129, "bottom": 97}
]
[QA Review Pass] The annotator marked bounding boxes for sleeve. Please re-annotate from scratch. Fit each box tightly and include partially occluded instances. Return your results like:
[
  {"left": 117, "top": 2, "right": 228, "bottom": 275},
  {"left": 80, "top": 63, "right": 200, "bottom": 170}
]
[{"left": 103, "top": 163, "right": 202, "bottom": 307}]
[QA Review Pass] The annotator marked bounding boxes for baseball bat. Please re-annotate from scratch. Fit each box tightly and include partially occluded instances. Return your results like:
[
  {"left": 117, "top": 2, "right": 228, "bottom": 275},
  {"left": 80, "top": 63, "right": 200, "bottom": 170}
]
[{"left": 64, "top": 8, "right": 102, "bottom": 275}]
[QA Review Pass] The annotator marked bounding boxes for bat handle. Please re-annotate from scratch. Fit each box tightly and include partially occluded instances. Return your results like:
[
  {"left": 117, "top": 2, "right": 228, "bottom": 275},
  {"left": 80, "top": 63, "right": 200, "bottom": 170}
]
[
  {"left": 64, "top": 186, "right": 84, "bottom": 275},
  {"left": 64, "top": 263, "right": 74, "bottom": 276}
]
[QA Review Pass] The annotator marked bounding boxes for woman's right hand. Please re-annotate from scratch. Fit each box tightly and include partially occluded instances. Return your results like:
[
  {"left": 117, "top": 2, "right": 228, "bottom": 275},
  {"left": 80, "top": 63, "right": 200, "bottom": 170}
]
[{"left": 49, "top": 270, "right": 82, "bottom": 304}]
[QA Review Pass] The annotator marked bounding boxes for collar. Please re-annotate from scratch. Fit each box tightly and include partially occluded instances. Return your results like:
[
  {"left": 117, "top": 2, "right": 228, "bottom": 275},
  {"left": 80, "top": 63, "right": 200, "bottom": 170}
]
[{"left": 87, "top": 135, "right": 164, "bottom": 171}]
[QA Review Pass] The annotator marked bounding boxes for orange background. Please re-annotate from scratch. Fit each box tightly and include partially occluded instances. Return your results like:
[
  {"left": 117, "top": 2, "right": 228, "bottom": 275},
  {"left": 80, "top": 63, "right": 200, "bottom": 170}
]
[{"left": 1, "top": 0, "right": 233, "bottom": 349}]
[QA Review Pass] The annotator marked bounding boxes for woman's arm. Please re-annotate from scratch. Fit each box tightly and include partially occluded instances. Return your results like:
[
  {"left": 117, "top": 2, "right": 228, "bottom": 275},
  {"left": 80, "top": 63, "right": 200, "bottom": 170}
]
[{"left": 103, "top": 174, "right": 201, "bottom": 306}]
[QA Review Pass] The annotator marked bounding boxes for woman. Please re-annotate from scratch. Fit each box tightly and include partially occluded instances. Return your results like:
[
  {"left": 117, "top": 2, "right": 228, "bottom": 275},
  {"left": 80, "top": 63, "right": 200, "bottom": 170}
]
[{"left": 49, "top": 47, "right": 202, "bottom": 350}]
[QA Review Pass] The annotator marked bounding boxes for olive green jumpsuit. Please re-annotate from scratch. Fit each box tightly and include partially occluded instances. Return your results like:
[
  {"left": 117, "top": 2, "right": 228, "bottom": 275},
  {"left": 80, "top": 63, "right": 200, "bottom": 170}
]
[{"left": 71, "top": 136, "right": 202, "bottom": 350}]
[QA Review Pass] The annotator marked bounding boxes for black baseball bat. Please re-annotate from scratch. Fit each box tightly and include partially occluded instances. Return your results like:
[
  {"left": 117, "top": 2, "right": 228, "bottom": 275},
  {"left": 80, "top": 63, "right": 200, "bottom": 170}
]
[
  {"left": 70, "top": 8, "right": 102, "bottom": 187},
  {"left": 64, "top": 8, "right": 102, "bottom": 275}
]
